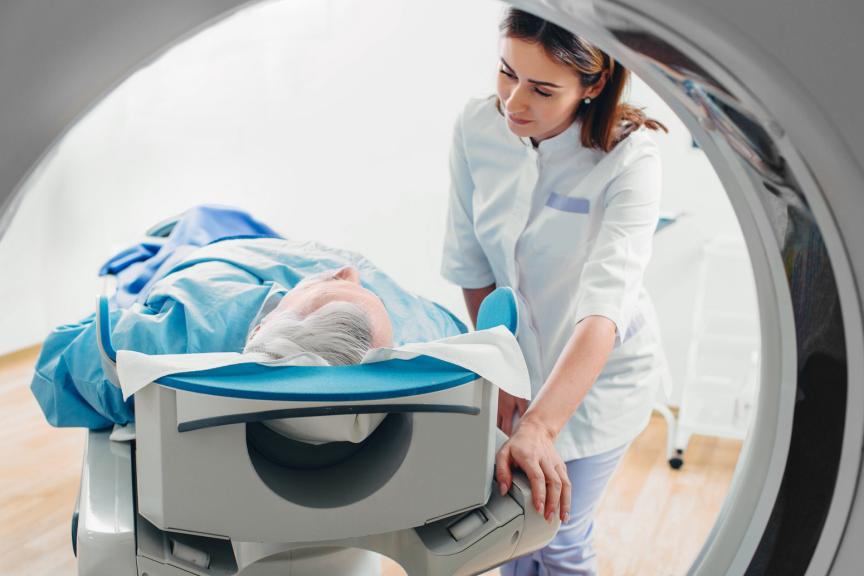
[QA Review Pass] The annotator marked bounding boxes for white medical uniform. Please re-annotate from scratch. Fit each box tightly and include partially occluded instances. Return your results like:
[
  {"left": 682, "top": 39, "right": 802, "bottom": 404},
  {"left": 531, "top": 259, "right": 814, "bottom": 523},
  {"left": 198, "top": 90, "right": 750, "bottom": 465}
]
[{"left": 441, "top": 96, "right": 667, "bottom": 461}]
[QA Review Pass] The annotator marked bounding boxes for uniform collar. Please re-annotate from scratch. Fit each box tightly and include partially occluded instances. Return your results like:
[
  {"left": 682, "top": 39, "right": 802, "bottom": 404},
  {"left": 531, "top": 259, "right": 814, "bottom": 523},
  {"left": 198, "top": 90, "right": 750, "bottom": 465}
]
[{"left": 519, "top": 119, "right": 581, "bottom": 155}]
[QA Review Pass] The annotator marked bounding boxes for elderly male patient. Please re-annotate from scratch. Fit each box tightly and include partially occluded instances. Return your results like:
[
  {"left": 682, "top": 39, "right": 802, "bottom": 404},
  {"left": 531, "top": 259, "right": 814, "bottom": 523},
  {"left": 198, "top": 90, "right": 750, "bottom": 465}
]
[
  {"left": 243, "top": 266, "right": 394, "bottom": 365},
  {"left": 31, "top": 208, "right": 466, "bottom": 430}
]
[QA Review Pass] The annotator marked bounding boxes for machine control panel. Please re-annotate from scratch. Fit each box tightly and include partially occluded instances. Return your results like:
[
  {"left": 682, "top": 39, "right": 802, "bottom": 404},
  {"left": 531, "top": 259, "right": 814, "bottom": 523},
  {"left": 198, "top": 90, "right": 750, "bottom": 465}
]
[
  {"left": 448, "top": 509, "right": 488, "bottom": 541},
  {"left": 415, "top": 485, "right": 525, "bottom": 555}
]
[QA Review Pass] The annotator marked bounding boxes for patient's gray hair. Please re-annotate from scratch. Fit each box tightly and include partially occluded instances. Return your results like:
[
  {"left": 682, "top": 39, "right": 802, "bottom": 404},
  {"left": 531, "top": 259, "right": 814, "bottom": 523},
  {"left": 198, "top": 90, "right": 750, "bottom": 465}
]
[{"left": 243, "top": 301, "right": 374, "bottom": 365}]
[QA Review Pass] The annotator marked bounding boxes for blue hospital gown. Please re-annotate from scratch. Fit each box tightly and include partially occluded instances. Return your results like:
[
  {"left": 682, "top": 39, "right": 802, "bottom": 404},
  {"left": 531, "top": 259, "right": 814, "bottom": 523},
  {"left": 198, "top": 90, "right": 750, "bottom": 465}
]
[{"left": 31, "top": 235, "right": 466, "bottom": 429}]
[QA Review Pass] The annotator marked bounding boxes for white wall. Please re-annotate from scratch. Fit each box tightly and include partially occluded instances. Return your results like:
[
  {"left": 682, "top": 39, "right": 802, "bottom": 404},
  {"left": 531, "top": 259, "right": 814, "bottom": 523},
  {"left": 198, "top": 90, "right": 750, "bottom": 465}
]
[
  {"left": 0, "top": 0, "right": 757, "bottom": 405},
  {"left": 627, "top": 81, "right": 759, "bottom": 405}
]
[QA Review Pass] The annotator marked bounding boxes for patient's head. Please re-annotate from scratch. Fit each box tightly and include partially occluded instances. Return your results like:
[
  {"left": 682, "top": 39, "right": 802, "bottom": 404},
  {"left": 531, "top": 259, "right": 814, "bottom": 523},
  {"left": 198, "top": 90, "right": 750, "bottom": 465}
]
[{"left": 243, "top": 266, "right": 393, "bottom": 364}]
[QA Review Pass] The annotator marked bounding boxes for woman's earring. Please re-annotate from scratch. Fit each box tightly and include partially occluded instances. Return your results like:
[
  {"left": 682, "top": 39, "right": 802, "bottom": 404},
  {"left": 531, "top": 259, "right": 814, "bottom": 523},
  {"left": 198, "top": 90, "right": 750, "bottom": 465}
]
[{"left": 583, "top": 97, "right": 592, "bottom": 105}]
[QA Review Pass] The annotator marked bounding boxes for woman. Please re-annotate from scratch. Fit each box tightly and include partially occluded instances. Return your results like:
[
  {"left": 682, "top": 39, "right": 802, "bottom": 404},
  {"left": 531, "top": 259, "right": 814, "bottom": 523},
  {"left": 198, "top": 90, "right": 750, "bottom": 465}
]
[{"left": 441, "top": 9, "right": 668, "bottom": 575}]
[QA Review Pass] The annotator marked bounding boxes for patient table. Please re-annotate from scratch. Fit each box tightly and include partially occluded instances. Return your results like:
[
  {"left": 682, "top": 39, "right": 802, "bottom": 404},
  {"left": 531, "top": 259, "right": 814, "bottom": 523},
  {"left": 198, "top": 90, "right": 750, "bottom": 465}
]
[{"left": 73, "top": 287, "right": 558, "bottom": 575}]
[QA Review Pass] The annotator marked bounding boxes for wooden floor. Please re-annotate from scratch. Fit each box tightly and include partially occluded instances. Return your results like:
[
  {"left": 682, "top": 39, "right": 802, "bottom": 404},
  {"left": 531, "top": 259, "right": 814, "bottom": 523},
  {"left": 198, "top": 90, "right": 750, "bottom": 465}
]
[
  {"left": 0, "top": 347, "right": 86, "bottom": 576},
  {"left": 1, "top": 347, "right": 740, "bottom": 576}
]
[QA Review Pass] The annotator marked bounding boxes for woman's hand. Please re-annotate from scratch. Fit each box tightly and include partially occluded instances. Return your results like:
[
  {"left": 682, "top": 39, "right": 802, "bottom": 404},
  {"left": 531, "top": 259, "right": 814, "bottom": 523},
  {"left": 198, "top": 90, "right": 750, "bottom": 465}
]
[
  {"left": 497, "top": 389, "right": 529, "bottom": 436},
  {"left": 495, "top": 418, "right": 571, "bottom": 523}
]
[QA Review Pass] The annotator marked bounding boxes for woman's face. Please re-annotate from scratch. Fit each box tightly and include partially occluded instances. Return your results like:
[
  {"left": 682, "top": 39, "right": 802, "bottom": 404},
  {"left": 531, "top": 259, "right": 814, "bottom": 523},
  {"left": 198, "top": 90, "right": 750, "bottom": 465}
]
[{"left": 497, "top": 36, "right": 590, "bottom": 144}]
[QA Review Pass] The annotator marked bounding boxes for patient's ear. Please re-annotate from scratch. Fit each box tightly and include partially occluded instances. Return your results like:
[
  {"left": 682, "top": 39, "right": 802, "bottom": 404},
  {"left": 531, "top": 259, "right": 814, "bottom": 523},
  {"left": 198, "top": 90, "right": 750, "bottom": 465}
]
[
  {"left": 246, "top": 323, "right": 262, "bottom": 342},
  {"left": 333, "top": 266, "right": 360, "bottom": 283}
]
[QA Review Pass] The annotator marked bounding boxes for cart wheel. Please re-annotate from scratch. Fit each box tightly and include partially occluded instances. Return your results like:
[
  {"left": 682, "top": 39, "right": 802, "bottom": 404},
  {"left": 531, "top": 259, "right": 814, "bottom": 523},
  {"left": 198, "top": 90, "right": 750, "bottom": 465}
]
[
  {"left": 71, "top": 509, "right": 78, "bottom": 557},
  {"left": 668, "top": 449, "right": 684, "bottom": 470}
]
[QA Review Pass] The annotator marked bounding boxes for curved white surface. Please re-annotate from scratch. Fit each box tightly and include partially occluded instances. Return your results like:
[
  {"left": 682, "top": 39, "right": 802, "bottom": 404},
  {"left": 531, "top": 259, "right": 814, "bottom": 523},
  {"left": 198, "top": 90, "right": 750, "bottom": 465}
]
[
  {"left": 0, "top": 0, "right": 255, "bottom": 237},
  {"left": 1, "top": 1, "right": 862, "bottom": 574}
]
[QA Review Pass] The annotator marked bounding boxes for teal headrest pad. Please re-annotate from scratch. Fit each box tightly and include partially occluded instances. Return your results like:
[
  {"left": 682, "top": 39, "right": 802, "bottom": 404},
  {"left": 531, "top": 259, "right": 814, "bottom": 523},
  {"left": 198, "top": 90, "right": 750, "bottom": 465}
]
[{"left": 476, "top": 287, "right": 518, "bottom": 335}]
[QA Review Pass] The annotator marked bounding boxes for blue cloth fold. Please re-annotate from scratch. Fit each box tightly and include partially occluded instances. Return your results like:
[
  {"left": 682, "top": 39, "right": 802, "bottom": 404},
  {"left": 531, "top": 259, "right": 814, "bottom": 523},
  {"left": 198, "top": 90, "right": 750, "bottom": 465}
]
[
  {"left": 100, "top": 205, "right": 281, "bottom": 308},
  {"left": 32, "top": 207, "right": 466, "bottom": 429}
]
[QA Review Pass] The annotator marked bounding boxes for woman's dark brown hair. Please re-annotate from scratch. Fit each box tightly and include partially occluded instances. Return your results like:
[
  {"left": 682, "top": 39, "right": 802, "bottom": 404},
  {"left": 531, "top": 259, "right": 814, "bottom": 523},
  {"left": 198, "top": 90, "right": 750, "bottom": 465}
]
[{"left": 500, "top": 9, "right": 667, "bottom": 152}]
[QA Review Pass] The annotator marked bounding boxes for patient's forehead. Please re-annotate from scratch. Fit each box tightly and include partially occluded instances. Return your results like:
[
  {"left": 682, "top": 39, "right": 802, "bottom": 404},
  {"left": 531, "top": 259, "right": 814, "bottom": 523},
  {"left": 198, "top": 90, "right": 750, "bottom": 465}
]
[
  {"left": 268, "top": 273, "right": 393, "bottom": 347},
  {"left": 295, "top": 269, "right": 340, "bottom": 286}
]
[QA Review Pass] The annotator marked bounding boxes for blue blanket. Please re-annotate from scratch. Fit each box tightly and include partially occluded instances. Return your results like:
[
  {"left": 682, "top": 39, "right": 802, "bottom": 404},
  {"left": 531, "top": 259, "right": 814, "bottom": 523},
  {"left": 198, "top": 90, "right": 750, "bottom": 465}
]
[
  {"left": 31, "top": 208, "right": 466, "bottom": 429},
  {"left": 100, "top": 204, "right": 281, "bottom": 307}
]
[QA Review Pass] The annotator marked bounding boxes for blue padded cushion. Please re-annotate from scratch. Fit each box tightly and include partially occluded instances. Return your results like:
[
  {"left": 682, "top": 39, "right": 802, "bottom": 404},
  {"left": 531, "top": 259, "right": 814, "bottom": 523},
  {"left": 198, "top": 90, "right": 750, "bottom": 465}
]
[
  {"left": 97, "top": 296, "right": 117, "bottom": 362},
  {"left": 476, "top": 287, "right": 518, "bottom": 335},
  {"left": 156, "top": 356, "right": 478, "bottom": 401},
  {"left": 96, "top": 290, "right": 522, "bottom": 402}
]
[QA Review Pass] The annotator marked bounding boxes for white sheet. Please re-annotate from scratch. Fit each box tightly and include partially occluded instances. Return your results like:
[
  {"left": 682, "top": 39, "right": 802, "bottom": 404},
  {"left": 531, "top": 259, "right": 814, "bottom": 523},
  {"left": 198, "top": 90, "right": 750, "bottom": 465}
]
[{"left": 116, "top": 326, "right": 530, "bottom": 444}]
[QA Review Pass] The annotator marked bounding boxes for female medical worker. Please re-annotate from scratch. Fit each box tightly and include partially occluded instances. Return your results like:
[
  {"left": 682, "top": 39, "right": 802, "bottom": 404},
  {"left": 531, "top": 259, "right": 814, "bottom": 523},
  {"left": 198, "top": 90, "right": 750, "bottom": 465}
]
[{"left": 441, "top": 9, "right": 668, "bottom": 575}]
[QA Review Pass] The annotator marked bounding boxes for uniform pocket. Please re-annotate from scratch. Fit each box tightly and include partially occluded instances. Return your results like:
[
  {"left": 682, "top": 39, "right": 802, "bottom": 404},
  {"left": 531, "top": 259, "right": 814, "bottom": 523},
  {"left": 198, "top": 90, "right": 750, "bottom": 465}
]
[
  {"left": 522, "top": 196, "right": 593, "bottom": 266},
  {"left": 546, "top": 192, "right": 590, "bottom": 214}
]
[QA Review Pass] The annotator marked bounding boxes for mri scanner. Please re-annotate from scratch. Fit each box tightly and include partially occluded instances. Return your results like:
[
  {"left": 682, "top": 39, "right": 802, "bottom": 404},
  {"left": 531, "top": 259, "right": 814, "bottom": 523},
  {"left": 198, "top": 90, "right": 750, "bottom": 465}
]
[{"left": 1, "top": 0, "right": 863, "bottom": 574}]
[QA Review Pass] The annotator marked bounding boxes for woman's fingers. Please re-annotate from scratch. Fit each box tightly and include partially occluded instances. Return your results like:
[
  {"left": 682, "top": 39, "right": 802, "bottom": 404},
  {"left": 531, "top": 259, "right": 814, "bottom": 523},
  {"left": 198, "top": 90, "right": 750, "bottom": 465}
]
[
  {"left": 495, "top": 419, "right": 569, "bottom": 523},
  {"left": 521, "top": 458, "right": 546, "bottom": 514},
  {"left": 515, "top": 397, "right": 529, "bottom": 416},
  {"left": 495, "top": 443, "right": 513, "bottom": 496},
  {"left": 539, "top": 457, "right": 562, "bottom": 520},
  {"left": 557, "top": 461, "right": 572, "bottom": 522}
]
